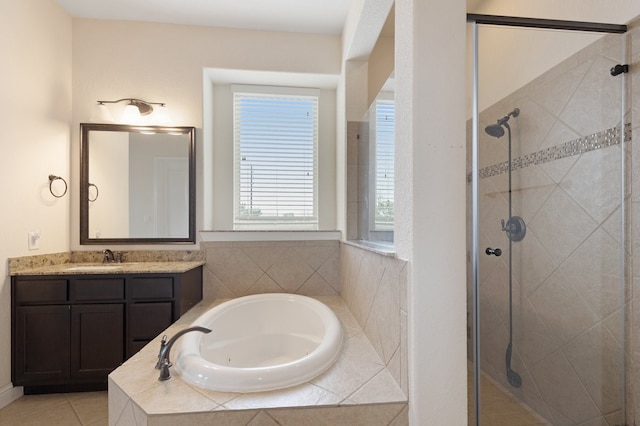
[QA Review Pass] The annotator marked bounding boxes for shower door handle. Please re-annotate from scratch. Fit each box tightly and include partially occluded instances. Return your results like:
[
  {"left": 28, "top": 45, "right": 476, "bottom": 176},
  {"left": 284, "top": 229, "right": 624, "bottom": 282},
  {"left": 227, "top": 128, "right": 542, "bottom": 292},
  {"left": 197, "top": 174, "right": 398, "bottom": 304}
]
[{"left": 485, "top": 247, "right": 502, "bottom": 256}]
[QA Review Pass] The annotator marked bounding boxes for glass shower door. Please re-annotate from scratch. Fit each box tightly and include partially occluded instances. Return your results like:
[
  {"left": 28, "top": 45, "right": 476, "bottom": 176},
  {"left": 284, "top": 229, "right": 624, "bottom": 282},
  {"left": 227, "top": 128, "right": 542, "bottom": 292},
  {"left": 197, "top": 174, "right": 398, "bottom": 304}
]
[{"left": 469, "top": 19, "right": 628, "bottom": 426}]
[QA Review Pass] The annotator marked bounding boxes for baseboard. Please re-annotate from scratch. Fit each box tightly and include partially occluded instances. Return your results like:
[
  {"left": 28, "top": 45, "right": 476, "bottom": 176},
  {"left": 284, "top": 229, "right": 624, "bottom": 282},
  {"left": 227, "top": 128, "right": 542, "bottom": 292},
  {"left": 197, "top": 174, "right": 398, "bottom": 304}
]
[{"left": 0, "top": 383, "right": 23, "bottom": 410}]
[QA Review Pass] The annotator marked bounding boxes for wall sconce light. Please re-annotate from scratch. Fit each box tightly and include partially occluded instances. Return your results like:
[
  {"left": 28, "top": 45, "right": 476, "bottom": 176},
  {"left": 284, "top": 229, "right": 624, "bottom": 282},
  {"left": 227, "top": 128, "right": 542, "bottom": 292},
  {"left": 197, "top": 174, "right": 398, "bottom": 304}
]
[{"left": 93, "top": 98, "right": 171, "bottom": 125}]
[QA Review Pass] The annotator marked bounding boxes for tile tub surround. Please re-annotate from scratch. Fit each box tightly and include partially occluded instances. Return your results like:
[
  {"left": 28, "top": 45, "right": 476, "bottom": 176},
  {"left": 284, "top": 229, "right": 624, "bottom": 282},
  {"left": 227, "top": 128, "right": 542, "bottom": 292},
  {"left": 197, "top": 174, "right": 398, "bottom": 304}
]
[
  {"left": 202, "top": 239, "right": 408, "bottom": 395},
  {"left": 340, "top": 243, "right": 408, "bottom": 396},
  {"left": 108, "top": 295, "right": 407, "bottom": 426},
  {"left": 202, "top": 240, "right": 340, "bottom": 300}
]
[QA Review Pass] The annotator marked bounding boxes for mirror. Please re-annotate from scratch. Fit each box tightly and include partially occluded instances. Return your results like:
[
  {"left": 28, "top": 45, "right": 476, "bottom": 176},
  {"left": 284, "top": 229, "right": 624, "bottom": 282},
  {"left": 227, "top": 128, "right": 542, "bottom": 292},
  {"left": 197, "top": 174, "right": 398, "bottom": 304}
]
[
  {"left": 345, "top": 4, "right": 395, "bottom": 245},
  {"left": 80, "top": 123, "right": 196, "bottom": 244},
  {"left": 350, "top": 82, "right": 395, "bottom": 244}
]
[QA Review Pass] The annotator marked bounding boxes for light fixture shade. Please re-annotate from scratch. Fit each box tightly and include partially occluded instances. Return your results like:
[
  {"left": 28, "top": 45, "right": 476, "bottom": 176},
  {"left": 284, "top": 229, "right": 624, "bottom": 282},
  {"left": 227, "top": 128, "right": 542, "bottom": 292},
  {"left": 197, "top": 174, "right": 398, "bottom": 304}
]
[
  {"left": 90, "top": 103, "right": 114, "bottom": 123},
  {"left": 94, "top": 98, "right": 168, "bottom": 125},
  {"left": 122, "top": 103, "right": 142, "bottom": 124}
]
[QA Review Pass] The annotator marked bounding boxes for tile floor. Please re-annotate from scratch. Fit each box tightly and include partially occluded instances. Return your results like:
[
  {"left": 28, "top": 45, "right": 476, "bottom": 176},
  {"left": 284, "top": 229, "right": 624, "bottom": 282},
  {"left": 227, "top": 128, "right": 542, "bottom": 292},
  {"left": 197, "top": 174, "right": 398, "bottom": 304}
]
[
  {"left": 0, "top": 378, "right": 547, "bottom": 426},
  {"left": 1, "top": 355, "right": 544, "bottom": 425},
  {"left": 0, "top": 391, "right": 107, "bottom": 426},
  {"left": 467, "top": 368, "right": 550, "bottom": 426}
]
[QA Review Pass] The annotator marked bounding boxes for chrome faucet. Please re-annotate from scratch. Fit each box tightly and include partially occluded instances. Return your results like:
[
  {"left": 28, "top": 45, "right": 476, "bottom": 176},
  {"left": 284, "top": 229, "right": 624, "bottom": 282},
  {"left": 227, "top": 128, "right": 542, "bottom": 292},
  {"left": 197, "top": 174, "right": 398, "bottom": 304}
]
[
  {"left": 102, "top": 249, "right": 122, "bottom": 263},
  {"left": 155, "top": 326, "right": 211, "bottom": 381},
  {"left": 102, "top": 249, "right": 115, "bottom": 263}
]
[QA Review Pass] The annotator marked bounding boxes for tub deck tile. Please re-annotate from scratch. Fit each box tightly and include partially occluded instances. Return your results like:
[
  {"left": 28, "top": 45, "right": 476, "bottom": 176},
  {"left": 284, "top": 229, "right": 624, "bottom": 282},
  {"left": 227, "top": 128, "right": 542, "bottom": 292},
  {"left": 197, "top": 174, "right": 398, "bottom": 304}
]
[
  {"left": 109, "top": 295, "right": 408, "bottom": 425},
  {"left": 223, "top": 383, "right": 343, "bottom": 410}
]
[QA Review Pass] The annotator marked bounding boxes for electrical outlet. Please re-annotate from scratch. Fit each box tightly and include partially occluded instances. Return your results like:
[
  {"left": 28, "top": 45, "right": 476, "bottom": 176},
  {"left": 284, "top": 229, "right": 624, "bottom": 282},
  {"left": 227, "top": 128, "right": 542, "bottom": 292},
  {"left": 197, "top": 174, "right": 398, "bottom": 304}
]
[{"left": 28, "top": 230, "right": 41, "bottom": 250}]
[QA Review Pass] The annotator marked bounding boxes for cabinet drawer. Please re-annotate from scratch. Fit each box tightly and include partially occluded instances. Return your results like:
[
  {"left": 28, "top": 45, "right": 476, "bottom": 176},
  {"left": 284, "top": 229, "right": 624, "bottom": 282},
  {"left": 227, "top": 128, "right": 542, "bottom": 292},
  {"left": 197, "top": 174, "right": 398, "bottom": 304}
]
[
  {"left": 70, "top": 279, "right": 125, "bottom": 302},
  {"left": 129, "top": 277, "right": 174, "bottom": 300},
  {"left": 128, "top": 303, "right": 173, "bottom": 339},
  {"left": 14, "top": 279, "right": 67, "bottom": 304}
]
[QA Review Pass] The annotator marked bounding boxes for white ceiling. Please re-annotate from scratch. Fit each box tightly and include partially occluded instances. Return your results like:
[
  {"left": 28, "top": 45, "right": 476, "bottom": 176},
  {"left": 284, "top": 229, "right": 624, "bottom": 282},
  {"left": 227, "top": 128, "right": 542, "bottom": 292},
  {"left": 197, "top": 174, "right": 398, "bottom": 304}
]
[
  {"left": 55, "top": 0, "right": 358, "bottom": 35},
  {"left": 56, "top": 0, "right": 484, "bottom": 36}
]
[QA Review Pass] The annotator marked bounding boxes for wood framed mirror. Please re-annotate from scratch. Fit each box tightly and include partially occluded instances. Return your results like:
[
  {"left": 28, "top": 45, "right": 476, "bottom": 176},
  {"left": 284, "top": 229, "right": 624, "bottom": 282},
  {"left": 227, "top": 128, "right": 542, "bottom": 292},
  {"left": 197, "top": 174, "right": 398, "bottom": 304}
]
[{"left": 80, "top": 123, "right": 196, "bottom": 244}]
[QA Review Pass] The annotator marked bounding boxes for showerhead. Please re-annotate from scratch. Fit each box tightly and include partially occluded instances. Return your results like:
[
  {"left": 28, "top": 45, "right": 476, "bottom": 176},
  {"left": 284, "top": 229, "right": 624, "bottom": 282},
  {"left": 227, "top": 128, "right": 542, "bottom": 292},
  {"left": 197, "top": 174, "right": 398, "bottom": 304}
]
[
  {"left": 485, "top": 123, "right": 505, "bottom": 138},
  {"left": 484, "top": 108, "right": 520, "bottom": 139}
]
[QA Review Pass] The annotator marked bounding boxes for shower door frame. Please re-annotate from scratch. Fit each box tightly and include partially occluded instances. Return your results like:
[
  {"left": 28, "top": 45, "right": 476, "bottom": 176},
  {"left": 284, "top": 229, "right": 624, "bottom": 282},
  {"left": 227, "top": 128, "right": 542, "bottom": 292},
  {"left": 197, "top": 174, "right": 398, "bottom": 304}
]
[{"left": 468, "top": 14, "right": 627, "bottom": 426}]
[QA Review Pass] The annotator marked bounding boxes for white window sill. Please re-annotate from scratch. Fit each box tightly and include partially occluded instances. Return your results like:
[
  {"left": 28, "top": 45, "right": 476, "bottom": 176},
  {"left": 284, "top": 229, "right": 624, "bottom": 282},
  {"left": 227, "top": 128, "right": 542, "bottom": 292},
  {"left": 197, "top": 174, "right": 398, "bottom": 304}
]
[
  {"left": 344, "top": 240, "right": 396, "bottom": 257},
  {"left": 199, "top": 230, "right": 342, "bottom": 242}
]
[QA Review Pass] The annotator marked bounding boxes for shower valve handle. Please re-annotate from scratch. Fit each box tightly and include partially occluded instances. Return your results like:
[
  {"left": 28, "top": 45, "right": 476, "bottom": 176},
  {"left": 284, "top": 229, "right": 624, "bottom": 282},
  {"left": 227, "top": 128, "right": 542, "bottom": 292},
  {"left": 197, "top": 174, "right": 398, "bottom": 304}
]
[{"left": 485, "top": 247, "right": 502, "bottom": 257}]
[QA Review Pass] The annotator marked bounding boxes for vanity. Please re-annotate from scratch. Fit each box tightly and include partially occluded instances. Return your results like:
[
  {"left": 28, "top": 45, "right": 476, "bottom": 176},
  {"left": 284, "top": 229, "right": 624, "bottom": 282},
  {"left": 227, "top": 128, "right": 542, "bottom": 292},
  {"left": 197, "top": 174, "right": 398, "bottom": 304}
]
[
  {"left": 8, "top": 122, "right": 203, "bottom": 395},
  {"left": 11, "top": 261, "right": 203, "bottom": 394}
]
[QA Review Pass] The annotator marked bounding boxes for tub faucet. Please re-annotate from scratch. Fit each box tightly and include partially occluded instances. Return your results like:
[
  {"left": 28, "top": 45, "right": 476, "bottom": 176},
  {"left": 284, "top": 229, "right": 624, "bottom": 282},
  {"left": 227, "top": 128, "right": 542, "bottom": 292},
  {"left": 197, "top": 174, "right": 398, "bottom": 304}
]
[{"left": 155, "top": 326, "right": 211, "bottom": 381}]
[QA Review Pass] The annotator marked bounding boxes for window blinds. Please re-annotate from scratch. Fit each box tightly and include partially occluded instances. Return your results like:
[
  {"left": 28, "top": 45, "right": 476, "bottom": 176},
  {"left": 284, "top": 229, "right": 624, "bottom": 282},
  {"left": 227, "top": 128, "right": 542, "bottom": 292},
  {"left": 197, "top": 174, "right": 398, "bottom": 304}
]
[
  {"left": 374, "top": 100, "right": 395, "bottom": 230},
  {"left": 233, "top": 89, "right": 319, "bottom": 229}
]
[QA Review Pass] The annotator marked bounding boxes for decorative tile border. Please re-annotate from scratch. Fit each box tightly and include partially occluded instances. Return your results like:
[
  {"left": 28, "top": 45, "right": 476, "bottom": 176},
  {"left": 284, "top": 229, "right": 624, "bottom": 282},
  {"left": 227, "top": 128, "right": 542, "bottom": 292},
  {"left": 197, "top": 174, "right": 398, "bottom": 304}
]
[{"left": 467, "top": 124, "right": 631, "bottom": 182}]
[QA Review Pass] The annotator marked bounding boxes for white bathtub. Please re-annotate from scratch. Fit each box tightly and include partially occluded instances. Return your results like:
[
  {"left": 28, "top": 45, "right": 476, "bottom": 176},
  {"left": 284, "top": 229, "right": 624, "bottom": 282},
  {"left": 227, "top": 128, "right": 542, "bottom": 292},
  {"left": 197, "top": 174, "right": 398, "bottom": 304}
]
[{"left": 174, "top": 293, "right": 343, "bottom": 392}]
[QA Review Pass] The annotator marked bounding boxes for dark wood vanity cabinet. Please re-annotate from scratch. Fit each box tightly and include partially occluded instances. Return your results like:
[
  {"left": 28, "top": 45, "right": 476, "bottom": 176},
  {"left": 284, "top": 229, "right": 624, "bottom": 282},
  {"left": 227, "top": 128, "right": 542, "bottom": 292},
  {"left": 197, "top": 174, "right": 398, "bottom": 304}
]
[
  {"left": 14, "top": 304, "right": 72, "bottom": 386},
  {"left": 12, "top": 267, "right": 202, "bottom": 393},
  {"left": 125, "top": 267, "right": 202, "bottom": 358}
]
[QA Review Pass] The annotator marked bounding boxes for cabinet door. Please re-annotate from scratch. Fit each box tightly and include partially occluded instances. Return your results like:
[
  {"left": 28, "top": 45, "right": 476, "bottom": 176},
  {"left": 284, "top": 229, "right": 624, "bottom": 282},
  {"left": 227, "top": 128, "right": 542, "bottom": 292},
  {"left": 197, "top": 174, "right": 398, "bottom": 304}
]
[
  {"left": 127, "top": 302, "right": 173, "bottom": 358},
  {"left": 14, "top": 305, "right": 71, "bottom": 386},
  {"left": 70, "top": 304, "right": 124, "bottom": 382}
]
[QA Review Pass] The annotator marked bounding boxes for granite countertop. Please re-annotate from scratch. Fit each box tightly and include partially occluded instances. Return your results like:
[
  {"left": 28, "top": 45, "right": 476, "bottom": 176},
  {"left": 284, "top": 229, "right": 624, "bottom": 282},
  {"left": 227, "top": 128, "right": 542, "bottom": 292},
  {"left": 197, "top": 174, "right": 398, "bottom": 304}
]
[{"left": 10, "top": 261, "right": 205, "bottom": 276}]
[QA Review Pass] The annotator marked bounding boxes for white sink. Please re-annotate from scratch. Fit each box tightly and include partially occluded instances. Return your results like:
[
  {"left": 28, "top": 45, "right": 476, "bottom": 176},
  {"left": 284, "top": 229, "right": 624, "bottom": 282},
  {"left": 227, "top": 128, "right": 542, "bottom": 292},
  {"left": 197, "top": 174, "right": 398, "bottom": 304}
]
[{"left": 65, "top": 265, "right": 123, "bottom": 271}]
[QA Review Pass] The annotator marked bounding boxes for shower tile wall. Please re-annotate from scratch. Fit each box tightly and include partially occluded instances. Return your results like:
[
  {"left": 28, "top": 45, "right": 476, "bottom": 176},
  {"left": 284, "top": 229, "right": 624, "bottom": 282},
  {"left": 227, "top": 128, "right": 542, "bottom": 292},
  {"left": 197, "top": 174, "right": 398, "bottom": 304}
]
[{"left": 468, "top": 28, "right": 631, "bottom": 425}]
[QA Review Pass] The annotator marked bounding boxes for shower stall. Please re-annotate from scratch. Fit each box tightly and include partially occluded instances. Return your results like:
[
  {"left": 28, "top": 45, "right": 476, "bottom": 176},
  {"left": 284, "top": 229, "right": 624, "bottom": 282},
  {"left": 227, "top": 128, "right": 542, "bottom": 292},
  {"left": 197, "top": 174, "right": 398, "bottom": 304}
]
[{"left": 467, "top": 15, "right": 630, "bottom": 425}]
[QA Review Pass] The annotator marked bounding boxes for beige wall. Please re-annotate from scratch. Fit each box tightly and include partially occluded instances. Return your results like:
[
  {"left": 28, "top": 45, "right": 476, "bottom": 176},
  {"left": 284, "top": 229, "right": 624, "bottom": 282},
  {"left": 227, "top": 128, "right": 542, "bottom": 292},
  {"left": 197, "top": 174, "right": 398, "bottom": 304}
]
[
  {"left": 71, "top": 19, "right": 343, "bottom": 249},
  {"left": 367, "top": 35, "right": 394, "bottom": 107},
  {"left": 468, "top": 0, "right": 640, "bottom": 114},
  {"left": 394, "top": 0, "right": 469, "bottom": 424},
  {"left": 0, "top": 0, "right": 72, "bottom": 406}
]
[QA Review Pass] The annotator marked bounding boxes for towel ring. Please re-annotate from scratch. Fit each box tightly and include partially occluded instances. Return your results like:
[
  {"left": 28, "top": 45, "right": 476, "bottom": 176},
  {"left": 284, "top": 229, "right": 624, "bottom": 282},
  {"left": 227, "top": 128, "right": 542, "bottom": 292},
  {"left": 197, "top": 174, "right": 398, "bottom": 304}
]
[
  {"left": 48, "top": 175, "right": 67, "bottom": 198},
  {"left": 88, "top": 183, "right": 99, "bottom": 202}
]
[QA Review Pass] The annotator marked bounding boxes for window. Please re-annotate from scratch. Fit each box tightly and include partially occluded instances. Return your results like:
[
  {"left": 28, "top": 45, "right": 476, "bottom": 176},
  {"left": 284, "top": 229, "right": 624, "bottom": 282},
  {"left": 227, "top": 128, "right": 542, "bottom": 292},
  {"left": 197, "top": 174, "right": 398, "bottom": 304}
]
[
  {"left": 373, "top": 99, "right": 395, "bottom": 230},
  {"left": 233, "top": 86, "right": 319, "bottom": 230}
]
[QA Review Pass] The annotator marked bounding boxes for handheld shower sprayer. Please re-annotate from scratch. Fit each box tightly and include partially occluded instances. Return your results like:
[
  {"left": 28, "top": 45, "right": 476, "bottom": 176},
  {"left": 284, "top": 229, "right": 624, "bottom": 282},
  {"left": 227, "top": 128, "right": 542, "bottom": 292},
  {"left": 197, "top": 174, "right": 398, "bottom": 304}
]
[{"left": 484, "top": 106, "right": 524, "bottom": 388}]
